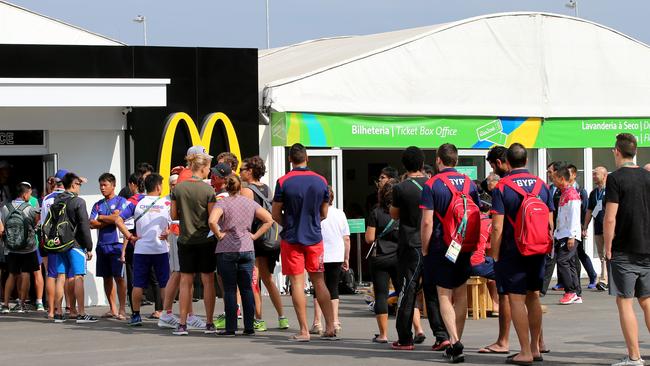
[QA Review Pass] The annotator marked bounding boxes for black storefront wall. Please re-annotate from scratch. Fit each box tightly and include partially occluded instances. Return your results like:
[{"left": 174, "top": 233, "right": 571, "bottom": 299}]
[{"left": 0, "top": 44, "right": 259, "bottom": 172}]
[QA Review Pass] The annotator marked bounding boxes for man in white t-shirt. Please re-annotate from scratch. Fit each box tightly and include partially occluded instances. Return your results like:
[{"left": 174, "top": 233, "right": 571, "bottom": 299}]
[
  {"left": 311, "top": 187, "right": 350, "bottom": 334},
  {"left": 115, "top": 173, "right": 171, "bottom": 327}
]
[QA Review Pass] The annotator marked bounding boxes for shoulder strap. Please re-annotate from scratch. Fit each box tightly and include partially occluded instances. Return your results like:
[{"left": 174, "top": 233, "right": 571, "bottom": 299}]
[
  {"left": 408, "top": 178, "right": 424, "bottom": 191},
  {"left": 377, "top": 219, "right": 396, "bottom": 239},
  {"left": 437, "top": 172, "right": 471, "bottom": 195},
  {"left": 9, "top": 202, "right": 30, "bottom": 215},
  {"left": 248, "top": 184, "right": 271, "bottom": 204},
  {"left": 500, "top": 177, "right": 529, "bottom": 198},
  {"left": 134, "top": 196, "right": 161, "bottom": 224},
  {"left": 531, "top": 179, "right": 544, "bottom": 197}
]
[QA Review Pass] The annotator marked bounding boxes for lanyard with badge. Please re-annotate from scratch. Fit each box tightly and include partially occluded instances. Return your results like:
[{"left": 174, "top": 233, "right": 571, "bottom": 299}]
[{"left": 592, "top": 188, "right": 605, "bottom": 218}]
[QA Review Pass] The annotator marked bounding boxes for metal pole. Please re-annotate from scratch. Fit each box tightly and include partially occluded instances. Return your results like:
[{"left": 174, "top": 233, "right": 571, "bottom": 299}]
[
  {"left": 143, "top": 18, "right": 148, "bottom": 46},
  {"left": 265, "top": 0, "right": 270, "bottom": 48},
  {"left": 357, "top": 233, "right": 362, "bottom": 284}
]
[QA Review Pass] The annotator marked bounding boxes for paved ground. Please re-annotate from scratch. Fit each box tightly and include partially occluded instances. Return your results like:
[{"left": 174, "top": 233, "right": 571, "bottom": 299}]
[{"left": 0, "top": 286, "right": 647, "bottom": 366}]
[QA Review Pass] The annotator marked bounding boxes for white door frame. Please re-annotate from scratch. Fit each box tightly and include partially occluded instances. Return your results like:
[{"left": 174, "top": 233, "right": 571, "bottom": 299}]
[
  {"left": 457, "top": 149, "right": 490, "bottom": 178},
  {"left": 307, "top": 148, "right": 344, "bottom": 209}
]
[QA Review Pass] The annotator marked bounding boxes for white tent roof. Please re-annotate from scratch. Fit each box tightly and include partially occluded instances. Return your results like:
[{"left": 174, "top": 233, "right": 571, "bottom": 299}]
[
  {"left": 260, "top": 12, "right": 650, "bottom": 118},
  {"left": 0, "top": 1, "right": 123, "bottom": 45}
]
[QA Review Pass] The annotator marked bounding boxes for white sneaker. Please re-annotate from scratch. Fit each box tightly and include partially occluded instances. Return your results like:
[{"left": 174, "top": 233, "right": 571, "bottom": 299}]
[
  {"left": 612, "top": 356, "right": 645, "bottom": 366},
  {"left": 158, "top": 313, "right": 180, "bottom": 329},
  {"left": 574, "top": 296, "right": 583, "bottom": 304},
  {"left": 187, "top": 314, "right": 206, "bottom": 330}
]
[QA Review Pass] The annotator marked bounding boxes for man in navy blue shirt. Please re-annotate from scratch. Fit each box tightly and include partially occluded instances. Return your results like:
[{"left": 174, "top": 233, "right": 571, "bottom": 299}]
[
  {"left": 90, "top": 173, "right": 128, "bottom": 320},
  {"left": 421, "top": 143, "right": 480, "bottom": 363},
  {"left": 272, "top": 143, "right": 337, "bottom": 342},
  {"left": 491, "top": 143, "right": 554, "bottom": 365}
]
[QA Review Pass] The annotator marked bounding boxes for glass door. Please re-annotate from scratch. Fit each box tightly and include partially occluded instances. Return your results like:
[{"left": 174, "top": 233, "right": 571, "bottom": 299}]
[
  {"left": 42, "top": 153, "right": 58, "bottom": 189},
  {"left": 456, "top": 149, "right": 490, "bottom": 182},
  {"left": 306, "top": 149, "right": 343, "bottom": 209}
]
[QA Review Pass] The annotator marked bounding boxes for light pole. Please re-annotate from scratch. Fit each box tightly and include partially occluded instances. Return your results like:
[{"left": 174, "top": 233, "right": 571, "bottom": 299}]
[
  {"left": 565, "top": 0, "right": 578, "bottom": 18},
  {"left": 133, "top": 15, "right": 147, "bottom": 46},
  {"left": 265, "top": 0, "right": 270, "bottom": 49}
]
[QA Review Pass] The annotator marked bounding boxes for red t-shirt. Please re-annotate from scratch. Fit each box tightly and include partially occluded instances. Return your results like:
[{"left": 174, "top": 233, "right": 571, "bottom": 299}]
[
  {"left": 470, "top": 214, "right": 492, "bottom": 267},
  {"left": 177, "top": 167, "right": 193, "bottom": 183}
]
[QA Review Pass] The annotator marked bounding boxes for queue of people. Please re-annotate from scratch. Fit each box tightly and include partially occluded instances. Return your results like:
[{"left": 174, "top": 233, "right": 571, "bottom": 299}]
[{"left": 0, "top": 134, "right": 649, "bottom": 366}]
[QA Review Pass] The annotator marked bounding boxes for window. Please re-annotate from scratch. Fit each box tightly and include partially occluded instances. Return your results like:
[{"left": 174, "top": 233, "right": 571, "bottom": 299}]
[{"left": 546, "top": 149, "right": 585, "bottom": 188}]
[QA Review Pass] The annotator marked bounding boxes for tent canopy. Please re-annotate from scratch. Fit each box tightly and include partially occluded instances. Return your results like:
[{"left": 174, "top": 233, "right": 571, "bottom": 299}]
[{"left": 260, "top": 12, "right": 650, "bottom": 118}]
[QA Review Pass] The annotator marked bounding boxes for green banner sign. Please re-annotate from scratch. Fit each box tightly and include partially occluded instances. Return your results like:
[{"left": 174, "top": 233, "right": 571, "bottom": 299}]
[
  {"left": 456, "top": 166, "right": 478, "bottom": 180},
  {"left": 271, "top": 112, "right": 650, "bottom": 149},
  {"left": 347, "top": 219, "right": 366, "bottom": 234}
]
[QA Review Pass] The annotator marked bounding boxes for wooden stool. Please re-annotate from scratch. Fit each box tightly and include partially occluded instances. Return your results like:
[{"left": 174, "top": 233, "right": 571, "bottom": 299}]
[{"left": 466, "top": 276, "right": 488, "bottom": 320}]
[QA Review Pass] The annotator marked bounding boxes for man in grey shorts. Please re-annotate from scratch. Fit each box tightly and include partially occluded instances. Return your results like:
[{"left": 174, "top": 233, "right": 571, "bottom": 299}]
[{"left": 604, "top": 133, "right": 650, "bottom": 366}]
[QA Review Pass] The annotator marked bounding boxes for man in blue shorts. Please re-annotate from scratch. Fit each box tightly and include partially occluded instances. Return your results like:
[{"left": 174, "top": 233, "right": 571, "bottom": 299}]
[
  {"left": 90, "top": 173, "right": 128, "bottom": 320},
  {"left": 49, "top": 172, "right": 96, "bottom": 324},
  {"left": 421, "top": 143, "right": 480, "bottom": 363},
  {"left": 491, "top": 143, "right": 554, "bottom": 365}
]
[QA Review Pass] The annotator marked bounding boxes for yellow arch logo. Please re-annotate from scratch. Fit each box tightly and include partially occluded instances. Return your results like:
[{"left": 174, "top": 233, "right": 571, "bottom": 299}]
[{"left": 159, "top": 112, "right": 241, "bottom": 195}]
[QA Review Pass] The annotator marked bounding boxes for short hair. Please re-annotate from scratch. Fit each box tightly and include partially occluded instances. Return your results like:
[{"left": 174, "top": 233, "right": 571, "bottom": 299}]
[
  {"left": 402, "top": 146, "right": 425, "bottom": 172},
  {"left": 16, "top": 182, "right": 31, "bottom": 196},
  {"left": 547, "top": 161, "right": 557, "bottom": 170},
  {"left": 328, "top": 185, "right": 334, "bottom": 205},
  {"left": 615, "top": 133, "right": 637, "bottom": 159},
  {"left": 128, "top": 172, "right": 145, "bottom": 193},
  {"left": 187, "top": 153, "right": 212, "bottom": 173},
  {"left": 243, "top": 156, "right": 266, "bottom": 180},
  {"left": 144, "top": 173, "right": 163, "bottom": 193},
  {"left": 217, "top": 152, "right": 239, "bottom": 172},
  {"left": 554, "top": 164, "right": 571, "bottom": 181},
  {"left": 486, "top": 146, "right": 507, "bottom": 164},
  {"left": 98, "top": 173, "right": 116, "bottom": 185},
  {"left": 436, "top": 143, "right": 458, "bottom": 167},
  {"left": 135, "top": 162, "right": 154, "bottom": 175},
  {"left": 289, "top": 143, "right": 307, "bottom": 164},
  {"left": 422, "top": 164, "right": 434, "bottom": 176},
  {"left": 567, "top": 164, "right": 578, "bottom": 175},
  {"left": 552, "top": 160, "right": 568, "bottom": 172},
  {"left": 63, "top": 172, "right": 81, "bottom": 190},
  {"left": 380, "top": 166, "right": 398, "bottom": 179},
  {"left": 506, "top": 143, "right": 527, "bottom": 168}
]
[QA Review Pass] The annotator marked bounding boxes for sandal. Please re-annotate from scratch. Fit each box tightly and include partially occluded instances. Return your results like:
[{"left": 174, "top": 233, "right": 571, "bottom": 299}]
[
  {"left": 101, "top": 311, "right": 116, "bottom": 318},
  {"left": 478, "top": 346, "right": 509, "bottom": 354},
  {"left": 413, "top": 333, "right": 426, "bottom": 344},
  {"left": 506, "top": 353, "right": 534, "bottom": 365},
  {"left": 309, "top": 324, "right": 322, "bottom": 335},
  {"left": 288, "top": 334, "right": 310, "bottom": 342},
  {"left": 115, "top": 314, "right": 127, "bottom": 321},
  {"left": 372, "top": 334, "right": 388, "bottom": 344}
]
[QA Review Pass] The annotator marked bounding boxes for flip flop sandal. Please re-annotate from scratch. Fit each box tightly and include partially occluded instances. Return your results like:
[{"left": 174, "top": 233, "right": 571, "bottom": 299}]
[
  {"left": 506, "top": 353, "right": 534, "bottom": 366},
  {"left": 540, "top": 349, "right": 550, "bottom": 353},
  {"left": 288, "top": 334, "right": 310, "bottom": 342},
  {"left": 372, "top": 334, "right": 388, "bottom": 344},
  {"left": 101, "top": 312, "right": 116, "bottom": 318},
  {"left": 115, "top": 314, "right": 127, "bottom": 321},
  {"left": 478, "top": 346, "right": 509, "bottom": 354},
  {"left": 413, "top": 333, "right": 426, "bottom": 344}
]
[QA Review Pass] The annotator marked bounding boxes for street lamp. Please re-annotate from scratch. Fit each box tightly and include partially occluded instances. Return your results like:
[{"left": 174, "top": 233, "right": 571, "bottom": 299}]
[
  {"left": 133, "top": 15, "right": 147, "bottom": 46},
  {"left": 265, "top": 0, "right": 270, "bottom": 49},
  {"left": 565, "top": 0, "right": 578, "bottom": 18}
]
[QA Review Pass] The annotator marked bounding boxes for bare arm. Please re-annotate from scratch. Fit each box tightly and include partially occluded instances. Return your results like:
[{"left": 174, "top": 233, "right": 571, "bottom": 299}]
[
  {"left": 364, "top": 226, "right": 376, "bottom": 244},
  {"left": 603, "top": 202, "right": 618, "bottom": 260},
  {"left": 252, "top": 207, "right": 273, "bottom": 241},
  {"left": 490, "top": 215, "right": 504, "bottom": 262},
  {"left": 208, "top": 206, "right": 224, "bottom": 240},
  {"left": 342, "top": 235, "right": 351, "bottom": 271},
  {"left": 272, "top": 202, "right": 283, "bottom": 225},
  {"left": 389, "top": 206, "right": 400, "bottom": 220},
  {"left": 114, "top": 216, "right": 136, "bottom": 242},
  {"left": 170, "top": 200, "right": 179, "bottom": 221},
  {"left": 320, "top": 202, "right": 329, "bottom": 221},
  {"left": 420, "top": 209, "right": 434, "bottom": 256},
  {"left": 583, "top": 209, "right": 593, "bottom": 237}
]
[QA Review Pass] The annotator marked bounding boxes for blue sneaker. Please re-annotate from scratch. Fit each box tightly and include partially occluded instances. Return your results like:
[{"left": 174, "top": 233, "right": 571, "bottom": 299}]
[
  {"left": 127, "top": 314, "right": 142, "bottom": 327},
  {"left": 587, "top": 282, "right": 597, "bottom": 290}
]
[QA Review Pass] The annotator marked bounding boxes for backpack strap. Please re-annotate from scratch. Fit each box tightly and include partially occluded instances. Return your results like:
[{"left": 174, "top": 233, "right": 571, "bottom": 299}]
[
  {"left": 407, "top": 178, "right": 424, "bottom": 191},
  {"left": 500, "top": 177, "right": 530, "bottom": 198},
  {"left": 134, "top": 196, "right": 162, "bottom": 225},
  {"left": 248, "top": 184, "right": 271, "bottom": 205},
  {"left": 377, "top": 219, "right": 396, "bottom": 239}
]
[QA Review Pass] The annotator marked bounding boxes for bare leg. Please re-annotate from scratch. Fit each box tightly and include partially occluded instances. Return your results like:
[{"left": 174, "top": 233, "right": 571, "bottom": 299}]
[
  {"left": 508, "top": 294, "right": 533, "bottom": 363},
  {"left": 480, "top": 294, "right": 510, "bottom": 352},
  {"left": 54, "top": 274, "right": 65, "bottom": 316},
  {"left": 258, "top": 257, "right": 284, "bottom": 317},
  {"left": 438, "top": 286, "right": 460, "bottom": 343},
  {"left": 289, "top": 273, "right": 309, "bottom": 339},
  {"left": 178, "top": 273, "right": 193, "bottom": 325},
  {"left": 376, "top": 314, "right": 389, "bottom": 340},
  {"left": 413, "top": 307, "right": 424, "bottom": 335},
  {"left": 132, "top": 287, "right": 143, "bottom": 313},
  {"left": 103, "top": 276, "right": 116, "bottom": 315},
  {"left": 309, "top": 272, "right": 335, "bottom": 335},
  {"left": 34, "top": 269, "right": 44, "bottom": 303},
  {"left": 525, "top": 291, "right": 542, "bottom": 358},
  {"left": 46, "top": 276, "right": 56, "bottom": 318},
  {"left": 65, "top": 277, "right": 77, "bottom": 316},
  {"left": 74, "top": 275, "right": 85, "bottom": 315},
  {"left": 617, "top": 296, "right": 641, "bottom": 360},
  {"left": 453, "top": 284, "right": 468, "bottom": 341},
  {"left": 487, "top": 281, "right": 499, "bottom": 312},
  {"left": 18, "top": 272, "right": 30, "bottom": 303},
  {"left": 312, "top": 298, "right": 322, "bottom": 328},
  {"left": 115, "top": 277, "right": 127, "bottom": 317},
  {"left": 639, "top": 296, "right": 650, "bottom": 333},
  {"left": 201, "top": 273, "right": 215, "bottom": 324},
  {"left": 163, "top": 272, "right": 180, "bottom": 312},
  {"left": 4, "top": 273, "right": 15, "bottom": 307},
  {"left": 332, "top": 299, "right": 340, "bottom": 326},
  {"left": 253, "top": 265, "right": 262, "bottom": 319}
]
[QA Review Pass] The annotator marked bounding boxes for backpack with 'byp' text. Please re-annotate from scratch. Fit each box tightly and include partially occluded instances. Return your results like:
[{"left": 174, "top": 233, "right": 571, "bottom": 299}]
[
  {"left": 500, "top": 174, "right": 552, "bottom": 256},
  {"left": 4, "top": 202, "right": 33, "bottom": 251},
  {"left": 433, "top": 172, "right": 481, "bottom": 252},
  {"left": 42, "top": 194, "right": 76, "bottom": 253}
]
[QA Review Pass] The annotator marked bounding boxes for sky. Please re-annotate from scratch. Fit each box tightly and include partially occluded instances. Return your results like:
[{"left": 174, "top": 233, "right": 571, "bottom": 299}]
[{"left": 8, "top": 0, "right": 650, "bottom": 48}]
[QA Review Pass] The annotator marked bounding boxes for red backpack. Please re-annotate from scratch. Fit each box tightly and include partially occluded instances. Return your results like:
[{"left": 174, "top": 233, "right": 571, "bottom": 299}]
[
  {"left": 500, "top": 175, "right": 553, "bottom": 256},
  {"left": 434, "top": 173, "right": 481, "bottom": 252}
]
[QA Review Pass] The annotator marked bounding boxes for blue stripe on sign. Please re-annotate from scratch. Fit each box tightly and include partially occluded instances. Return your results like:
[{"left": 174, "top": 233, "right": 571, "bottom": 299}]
[{"left": 302, "top": 113, "right": 327, "bottom": 147}]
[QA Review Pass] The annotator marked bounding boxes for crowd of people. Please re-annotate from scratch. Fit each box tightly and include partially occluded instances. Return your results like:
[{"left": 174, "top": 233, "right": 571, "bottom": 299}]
[{"left": 0, "top": 134, "right": 650, "bottom": 365}]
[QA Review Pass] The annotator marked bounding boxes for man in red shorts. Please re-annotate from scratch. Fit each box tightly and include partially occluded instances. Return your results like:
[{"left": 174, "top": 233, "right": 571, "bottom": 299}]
[{"left": 272, "top": 143, "right": 338, "bottom": 342}]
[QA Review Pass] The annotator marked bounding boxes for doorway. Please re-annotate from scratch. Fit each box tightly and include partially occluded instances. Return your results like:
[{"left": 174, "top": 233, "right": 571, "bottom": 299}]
[{"left": 0, "top": 154, "right": 58, "bottom": 203}]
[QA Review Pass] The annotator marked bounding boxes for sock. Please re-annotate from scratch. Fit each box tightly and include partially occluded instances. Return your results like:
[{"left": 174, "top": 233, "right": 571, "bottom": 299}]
[
  {"left": 133, "top": 311, "right": 140, "bottom": 317},
  {"left": 36, "top": 299, "right": 43, "bottom": 305},
  {"left": 166, "top": 310, "right": 173, "bottom": 315}
]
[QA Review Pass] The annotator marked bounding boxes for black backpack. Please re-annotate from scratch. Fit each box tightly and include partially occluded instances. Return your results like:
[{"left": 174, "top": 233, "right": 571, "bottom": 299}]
[
  {"left": 42, "top": 194, "right": 76, "bottom": 252},
  {"left": 3, "top": 202, "right": 33, "bottom": 251},
  {"left": 248, "top": 184, "right": 281, "bottom": 251}
]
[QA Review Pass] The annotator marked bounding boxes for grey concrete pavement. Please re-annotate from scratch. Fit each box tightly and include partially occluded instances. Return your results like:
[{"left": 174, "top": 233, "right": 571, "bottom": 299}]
[{"left": 0, "top": 287, "right": 648, "bottom": 366}]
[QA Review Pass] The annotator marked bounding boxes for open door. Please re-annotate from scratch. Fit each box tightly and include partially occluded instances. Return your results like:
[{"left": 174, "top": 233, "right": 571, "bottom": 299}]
[
  {"left": 42, "top": 153, "right": 58, "bottom": 189},
  {"left": 305, "top": 149, "right": 343, "bottom": 209}
]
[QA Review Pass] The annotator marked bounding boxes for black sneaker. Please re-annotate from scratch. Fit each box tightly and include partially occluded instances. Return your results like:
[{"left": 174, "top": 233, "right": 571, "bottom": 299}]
[
  {"left": 216, "top": 330, "right": 236, "bottom": 337},
  {"left": 76, "top": 314, "right": 98, "bottom": 324},
  {"left": 596, "top": 281, "right": 608, "bottom": 291},
  {"left": 54, "top": 314, "right": 66, "bottom": 323},
  {"left": 443, "top": 342, "right": 465, "bottom": 363},
  {"left": 173, "top": 324, "right": 189, "bottom": 336}
]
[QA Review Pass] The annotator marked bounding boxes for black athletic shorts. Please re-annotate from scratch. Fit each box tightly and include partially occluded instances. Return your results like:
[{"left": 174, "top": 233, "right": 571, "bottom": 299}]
[
  {"left": 178, "top": 242, "right": 217, "bottom": 274},
  {"left": 428, "top": 250, "right": 471, "bottom": 289},
  {"left": 254, "top": 243, "right": 280, "bottom": 274},
  {"left": 7, "top": 251, "right": 40, "bottom": 274}
]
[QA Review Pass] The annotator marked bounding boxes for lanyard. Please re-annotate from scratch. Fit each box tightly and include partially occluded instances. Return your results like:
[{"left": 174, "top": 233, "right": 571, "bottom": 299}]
[{"left": 596, "top": 188, "right": 605, "bottom": 201}]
